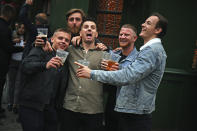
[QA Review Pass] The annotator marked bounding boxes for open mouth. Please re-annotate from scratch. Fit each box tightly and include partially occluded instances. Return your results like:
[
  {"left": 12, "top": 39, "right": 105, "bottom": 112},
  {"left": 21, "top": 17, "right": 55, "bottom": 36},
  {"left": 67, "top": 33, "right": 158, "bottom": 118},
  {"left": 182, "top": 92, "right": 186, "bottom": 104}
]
[
  {"left": 120, "top": 39, "right": 127, "bottom": 42},
  {"left": 141, "top": 28, "right": 146, "bottom": 32},
  {"left": 86, "top": 33, "right": 92, "bottom": 39}
]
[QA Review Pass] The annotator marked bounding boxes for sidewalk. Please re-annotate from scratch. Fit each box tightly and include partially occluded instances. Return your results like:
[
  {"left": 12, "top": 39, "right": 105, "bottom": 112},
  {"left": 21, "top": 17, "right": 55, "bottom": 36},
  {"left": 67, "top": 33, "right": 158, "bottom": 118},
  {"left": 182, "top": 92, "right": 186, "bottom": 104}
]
[
  {"left": 0, "top": 84, "right": 22, "bottom": 131},
  {"left": 0, "top": 104, "right": 22, "bottom": 131}
]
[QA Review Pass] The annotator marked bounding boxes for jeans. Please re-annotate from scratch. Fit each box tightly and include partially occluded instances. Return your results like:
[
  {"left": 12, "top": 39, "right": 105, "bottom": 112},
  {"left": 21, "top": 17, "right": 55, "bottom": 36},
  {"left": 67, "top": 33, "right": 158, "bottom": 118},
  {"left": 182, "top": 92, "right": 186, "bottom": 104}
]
[{"left": 118, "top": 112, "right": 152, "bottom": 131}]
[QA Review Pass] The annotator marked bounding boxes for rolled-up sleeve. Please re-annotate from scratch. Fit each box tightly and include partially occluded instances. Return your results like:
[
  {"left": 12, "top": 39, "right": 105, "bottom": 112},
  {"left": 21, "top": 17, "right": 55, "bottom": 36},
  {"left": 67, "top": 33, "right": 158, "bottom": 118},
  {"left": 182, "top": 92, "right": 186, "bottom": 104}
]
[{"left": 91, "top": 47, "right": 157, "bottom": 86}]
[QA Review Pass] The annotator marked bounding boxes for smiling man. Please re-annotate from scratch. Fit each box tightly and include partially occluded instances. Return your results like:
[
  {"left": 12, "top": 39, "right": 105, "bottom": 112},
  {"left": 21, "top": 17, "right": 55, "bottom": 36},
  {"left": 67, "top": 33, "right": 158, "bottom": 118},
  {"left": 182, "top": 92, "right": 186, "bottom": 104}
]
[
  {"left": 76, "top": 12, "right": 168, "bottom": 131},
  {"left": 104, "top": 24, "right": 139, "bottom": 131},
  {"left": 18, "top": 28, "right": 71, "bottom": 131}
]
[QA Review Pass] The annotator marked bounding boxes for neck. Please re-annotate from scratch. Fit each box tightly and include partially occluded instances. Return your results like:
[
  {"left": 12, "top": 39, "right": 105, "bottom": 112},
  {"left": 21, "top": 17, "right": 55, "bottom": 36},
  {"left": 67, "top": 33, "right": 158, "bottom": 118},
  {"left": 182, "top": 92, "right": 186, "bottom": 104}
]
[
  {"left": 143, "top": 36, "right": 157, "bottom": 44},
  {"left": 122, "top": 45, "right": 134, "bottom": 56},
  {"left": 82, "top": 42, "right": 96, "bottom": 51}
]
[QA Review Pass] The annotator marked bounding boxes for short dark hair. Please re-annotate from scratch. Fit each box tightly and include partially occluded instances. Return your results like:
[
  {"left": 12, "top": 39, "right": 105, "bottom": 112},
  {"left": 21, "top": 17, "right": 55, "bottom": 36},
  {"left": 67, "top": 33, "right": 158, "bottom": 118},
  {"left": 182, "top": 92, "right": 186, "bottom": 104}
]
[
  {"left": 53, "top": 28, "right": 71, "bottom": 36},
  {"left": 80, "top": 17, "right": 97, "bottom": 31},
  {"left": 150, "top": 12, "right": 168, "bottom": 38},
  {"left": 0, "top": 4, "right": 15, "bottom": 20},
  {"left": 121, "top": 24, "right": 137, "bottom": 35},
  {"left": 35, "top": 13, "right": 48, "bottom": 25},
  {"left": 66, "top": 8, "right": 85, "bottom": 21}
]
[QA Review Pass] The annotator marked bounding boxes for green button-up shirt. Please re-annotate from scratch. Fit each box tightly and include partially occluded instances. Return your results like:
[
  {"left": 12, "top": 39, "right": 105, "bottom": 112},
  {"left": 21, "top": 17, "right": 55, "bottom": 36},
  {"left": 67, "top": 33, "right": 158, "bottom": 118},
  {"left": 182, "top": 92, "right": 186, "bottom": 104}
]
[{"left": 63, "top": 45, "right": 104, "bottom": 114}]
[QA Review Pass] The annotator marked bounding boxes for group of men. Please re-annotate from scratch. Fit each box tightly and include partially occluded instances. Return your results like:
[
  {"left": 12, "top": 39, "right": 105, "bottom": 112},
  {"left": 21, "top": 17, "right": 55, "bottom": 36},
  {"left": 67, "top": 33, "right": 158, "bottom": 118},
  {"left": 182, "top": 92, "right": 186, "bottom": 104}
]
[{"left": 0, "top": 0, "right": 168, "bottom": 131}]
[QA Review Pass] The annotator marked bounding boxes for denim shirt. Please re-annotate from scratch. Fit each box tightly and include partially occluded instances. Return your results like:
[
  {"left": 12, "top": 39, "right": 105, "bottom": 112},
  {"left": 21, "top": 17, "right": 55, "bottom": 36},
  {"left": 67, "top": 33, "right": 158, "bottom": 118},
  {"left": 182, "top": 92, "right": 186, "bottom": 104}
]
[{"left": 91, "top": 41, "right": 167, "bottom": 114}]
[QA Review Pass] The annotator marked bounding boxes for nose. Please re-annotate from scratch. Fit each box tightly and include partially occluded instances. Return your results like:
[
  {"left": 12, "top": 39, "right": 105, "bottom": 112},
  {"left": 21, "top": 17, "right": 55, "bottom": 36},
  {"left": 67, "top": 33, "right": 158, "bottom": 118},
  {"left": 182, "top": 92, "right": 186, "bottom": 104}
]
[
  {"left": 141, "top": 22, "right": 145, "bottom": 27},
  {"left": 120, "top": 34, "right": 126, "bottom": 38},
  {"left": 73, "top": 19, "right": 77, "bottom": 24}
]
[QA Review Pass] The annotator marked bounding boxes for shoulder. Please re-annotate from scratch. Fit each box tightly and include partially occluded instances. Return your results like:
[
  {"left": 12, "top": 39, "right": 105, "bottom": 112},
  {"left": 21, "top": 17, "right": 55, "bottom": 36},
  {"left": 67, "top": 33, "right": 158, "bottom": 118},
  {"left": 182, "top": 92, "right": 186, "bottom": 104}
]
[
  {"left": 28, "top": 47, "right": 44, "bottom": 55},
  {"left": 149, "top": 42, "right": 166, "bottom": 56}
]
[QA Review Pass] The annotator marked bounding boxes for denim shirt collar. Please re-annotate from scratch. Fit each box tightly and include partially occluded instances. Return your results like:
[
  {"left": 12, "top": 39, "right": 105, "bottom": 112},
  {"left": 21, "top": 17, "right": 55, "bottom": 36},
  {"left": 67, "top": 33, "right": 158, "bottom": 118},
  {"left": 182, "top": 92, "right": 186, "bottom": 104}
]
[
  {"left": 140, "top": 38, "right": 161, "bottom": 51},
  {"left": 115, "top": 47, "right": 138, "bottom": 62}
]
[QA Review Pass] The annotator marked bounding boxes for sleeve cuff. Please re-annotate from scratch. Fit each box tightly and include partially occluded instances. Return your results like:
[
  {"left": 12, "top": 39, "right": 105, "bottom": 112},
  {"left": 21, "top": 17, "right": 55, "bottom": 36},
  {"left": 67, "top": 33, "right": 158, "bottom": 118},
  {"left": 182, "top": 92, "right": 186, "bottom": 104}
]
[{"left": 90, "top": 70, "right": 96, "bottom": 80}]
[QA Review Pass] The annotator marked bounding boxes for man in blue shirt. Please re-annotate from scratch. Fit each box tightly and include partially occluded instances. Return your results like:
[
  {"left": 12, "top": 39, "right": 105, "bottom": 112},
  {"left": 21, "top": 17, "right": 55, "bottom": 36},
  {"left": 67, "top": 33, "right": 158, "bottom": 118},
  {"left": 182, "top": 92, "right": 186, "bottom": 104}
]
[
  {"left": 103, "top": 24, "right": 138, "bottom": 131},
  {"left": 75, "top": 12, "right": 168, "bottom": 131}
]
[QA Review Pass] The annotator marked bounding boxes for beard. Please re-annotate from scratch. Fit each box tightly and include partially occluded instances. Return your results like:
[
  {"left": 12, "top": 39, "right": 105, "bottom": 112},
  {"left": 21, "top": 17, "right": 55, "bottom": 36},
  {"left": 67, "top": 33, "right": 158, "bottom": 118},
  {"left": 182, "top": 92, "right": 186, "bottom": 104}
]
[
  {"left": 119, "top": 41, "right": 131, "bottom": 49},
  {"left": 84, "top": 39, "right": 93, "bottom": 45},
  {"left": 71, "top": 26, "right": 80, "bottom": 34}
]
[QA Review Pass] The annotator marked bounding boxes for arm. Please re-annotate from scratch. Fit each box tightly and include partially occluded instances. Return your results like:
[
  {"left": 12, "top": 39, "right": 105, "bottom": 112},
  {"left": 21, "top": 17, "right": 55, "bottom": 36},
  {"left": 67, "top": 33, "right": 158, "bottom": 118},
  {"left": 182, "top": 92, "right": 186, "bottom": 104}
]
[
  {"left": 22, "top": 47, "right": 63, "bottom": 74},
  {"left": 21, "top": 47, "right": 47, "bottom": 74},
  {"left": 19, "top": 2, "right": 36, "bottom": 33},
  {"left": 76, "top": 47, "right": 157, "bottom": 86},
  {"left": 19, "top": 0, "right": 37, "bottom": 40},
  {"left": 19, "top": 0, "right": 37, "bottom": 57},
  {"left": 91, "top": 47, "right": 157, "bottom": 85}
]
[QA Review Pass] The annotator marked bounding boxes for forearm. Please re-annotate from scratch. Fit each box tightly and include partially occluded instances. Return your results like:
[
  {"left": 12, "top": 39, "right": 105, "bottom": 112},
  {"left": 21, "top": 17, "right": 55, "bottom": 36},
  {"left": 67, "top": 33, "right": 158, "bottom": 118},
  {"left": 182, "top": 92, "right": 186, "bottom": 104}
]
[
  {"left": 90, "top": 48, "right": 156, "bottom": 85},
  {"left": 21, "top": 48, "right": 47, "bottom": 74},
  {"left": 90, "top": 68, "right": 136, "bottom": 86}
]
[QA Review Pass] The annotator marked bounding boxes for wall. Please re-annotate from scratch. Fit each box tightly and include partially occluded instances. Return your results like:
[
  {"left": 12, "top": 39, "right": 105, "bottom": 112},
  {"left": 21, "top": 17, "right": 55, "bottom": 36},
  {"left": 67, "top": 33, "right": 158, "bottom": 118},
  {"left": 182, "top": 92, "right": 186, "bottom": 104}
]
[
  {"left": 49, "top": 0, "right": 89, "bottom": 32},
  {"left": 122, "top": 0, "right": 197, "bottom": 71}
]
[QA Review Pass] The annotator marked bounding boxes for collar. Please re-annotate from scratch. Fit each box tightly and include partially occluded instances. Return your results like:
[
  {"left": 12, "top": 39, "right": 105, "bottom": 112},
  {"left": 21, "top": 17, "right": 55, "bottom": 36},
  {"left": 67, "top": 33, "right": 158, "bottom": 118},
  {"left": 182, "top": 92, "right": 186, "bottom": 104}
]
[
  {"left": 76, "top": 43, "right": 98, "bottom": 51},
  {"left": 140, "top": 38, "right": 161, "bottom": 50},
  {"left": 115, "top": 47, "right": 138, "bottom": 62},
  {"left": 126, "top": 47, "right": 138, "bottom": 60}
]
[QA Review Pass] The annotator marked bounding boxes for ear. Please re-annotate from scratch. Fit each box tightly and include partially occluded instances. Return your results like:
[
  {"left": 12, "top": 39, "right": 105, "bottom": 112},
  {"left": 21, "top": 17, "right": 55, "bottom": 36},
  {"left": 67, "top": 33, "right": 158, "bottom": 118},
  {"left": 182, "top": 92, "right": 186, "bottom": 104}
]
[
  {"left": 155, "top": 28, "right": 162, "bottom": 35},
  {"left": 51, "top": 36, "right": 54, "bottom": 43},
  {"left": 79, "top": 30, "right": 82, "bottom": 37},
  {"left": 95, "top": 31, "right": 98, "bottom": 38},
  {"left": 134, "top": 35, "right": 138, "bottom": 42}
]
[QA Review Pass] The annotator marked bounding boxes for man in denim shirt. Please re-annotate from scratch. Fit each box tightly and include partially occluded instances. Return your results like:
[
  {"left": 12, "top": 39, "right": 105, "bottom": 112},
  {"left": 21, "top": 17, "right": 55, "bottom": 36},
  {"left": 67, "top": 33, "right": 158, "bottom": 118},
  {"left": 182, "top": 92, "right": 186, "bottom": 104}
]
[
  {"left": 75, "top": 12, "right": 168, "bottom": 131},
  {"left": 103, "top": 24, "right": 138, "bottom": 131}
]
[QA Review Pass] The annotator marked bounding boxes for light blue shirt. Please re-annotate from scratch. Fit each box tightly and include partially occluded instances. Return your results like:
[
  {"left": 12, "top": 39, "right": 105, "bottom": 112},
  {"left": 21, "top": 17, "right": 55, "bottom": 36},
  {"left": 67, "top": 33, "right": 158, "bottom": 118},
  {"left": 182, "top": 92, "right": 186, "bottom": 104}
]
[{"left": 91, "top": 38, "right": 167, "bottom": 114}]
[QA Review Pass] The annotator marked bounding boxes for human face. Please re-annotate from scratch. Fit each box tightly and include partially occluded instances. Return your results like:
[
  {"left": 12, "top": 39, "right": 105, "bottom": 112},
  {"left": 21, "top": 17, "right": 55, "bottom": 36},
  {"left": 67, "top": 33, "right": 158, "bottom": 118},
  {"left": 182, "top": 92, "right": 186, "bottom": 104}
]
[
  {"left": 67, "top": 12, "right": 82, "bottom": 34},
  {"left": 80, "top": 21, "right": 98, "bottom": 44},
  {"left": 139, "top": 16, "right": 160, "bottom": 42},
  {"left": 51, "top": 32, "right": 71, "bottom": 50},
  {"left": 119, "top": 27, "right": 137, "bottom": 49},
  {"left": 17, "top": 24, "right": 25, "bottom": 35}
]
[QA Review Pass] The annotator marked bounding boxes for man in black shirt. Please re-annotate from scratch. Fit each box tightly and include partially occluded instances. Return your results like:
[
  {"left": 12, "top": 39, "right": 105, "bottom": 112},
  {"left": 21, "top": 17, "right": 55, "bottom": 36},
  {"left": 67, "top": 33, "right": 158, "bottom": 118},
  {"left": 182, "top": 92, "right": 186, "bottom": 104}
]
[
  {"left": 18, "top": 28, "right": 71, "bottom": 131},
  {"left": 0, "top": 4, "right": 23, "bottom": 118}
]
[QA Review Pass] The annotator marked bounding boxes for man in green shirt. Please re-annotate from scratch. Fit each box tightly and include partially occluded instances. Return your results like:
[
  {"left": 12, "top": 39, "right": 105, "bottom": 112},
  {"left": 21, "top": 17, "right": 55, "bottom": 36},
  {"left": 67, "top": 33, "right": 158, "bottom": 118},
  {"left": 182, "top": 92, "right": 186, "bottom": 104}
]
[{"left": 60, "top": 17, "right": 105, "bottom": 131}]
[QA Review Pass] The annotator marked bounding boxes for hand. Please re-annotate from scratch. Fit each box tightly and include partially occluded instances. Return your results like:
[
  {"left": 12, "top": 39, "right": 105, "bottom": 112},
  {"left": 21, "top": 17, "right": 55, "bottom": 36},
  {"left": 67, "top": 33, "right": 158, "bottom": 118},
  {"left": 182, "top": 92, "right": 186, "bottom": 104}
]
[
  {"left": 113, "top": 47, "right": 122, "bottom": 52},
  {"left": 74, "top": 62, "right": 91, "bottom": 79},
  {"left": 71, "top": 36, "right": 81, "bottom": 46},
  {"left": 35, "top": 36, "right": 53, "bottom": 52},
  {"left": 13, "top": 38, "right": 20, "bottom": 43},
  {"left": 42, "top": 41, "right": 53, "bottom": 52},
  {"left": 101, "top": 60, "right": 119, "bottom": 71},
  {"left": 35, "top": 36, "right": 45, "bottom": 46},
  {"left": 110, "top": 62, "right": 119, "bottom": 71},
  {"left": 96, "top": 43, "right": 108, "bottom": 51},
  {"left": 46, "top": 57, "right": 63, "bottom": 69},
  {"left": 26, "top": 0, "right": 33, "bottom": 5},
  {"left": 100, "top": 59, "right": 108, "bottom": 70}
]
